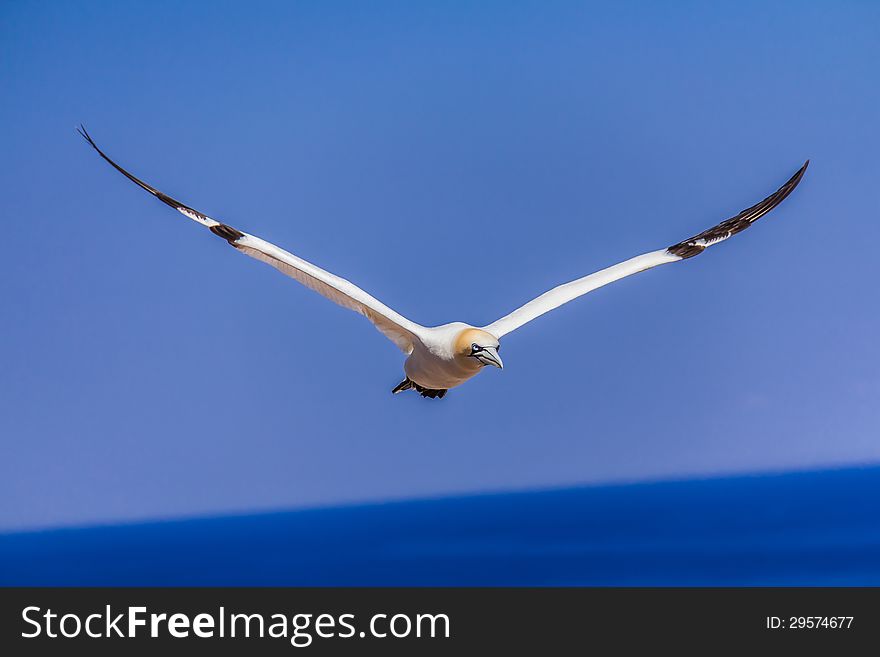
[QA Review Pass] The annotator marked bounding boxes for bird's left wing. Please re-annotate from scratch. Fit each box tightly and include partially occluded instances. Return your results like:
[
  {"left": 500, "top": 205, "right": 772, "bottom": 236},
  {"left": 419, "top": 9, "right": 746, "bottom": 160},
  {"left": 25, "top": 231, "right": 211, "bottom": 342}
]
[
  {"left": 484, "top": 161, "right": 808, "bottom": 338},
  {"left": 78, "top": 127, "right": 423, "bottom": 353}
]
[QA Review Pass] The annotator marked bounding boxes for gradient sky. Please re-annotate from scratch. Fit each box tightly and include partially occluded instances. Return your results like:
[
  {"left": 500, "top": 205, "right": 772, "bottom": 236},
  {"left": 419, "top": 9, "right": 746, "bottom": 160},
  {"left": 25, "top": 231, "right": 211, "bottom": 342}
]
[{"left": 2, "top": 0, "right": 878, "bottom": 531}]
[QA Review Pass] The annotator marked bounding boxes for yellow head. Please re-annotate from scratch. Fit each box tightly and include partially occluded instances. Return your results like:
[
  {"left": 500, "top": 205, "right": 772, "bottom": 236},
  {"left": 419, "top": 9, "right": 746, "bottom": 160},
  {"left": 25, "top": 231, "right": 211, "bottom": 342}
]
[{"left": 455, "top": 328, "right": 503, "bottom": 369}]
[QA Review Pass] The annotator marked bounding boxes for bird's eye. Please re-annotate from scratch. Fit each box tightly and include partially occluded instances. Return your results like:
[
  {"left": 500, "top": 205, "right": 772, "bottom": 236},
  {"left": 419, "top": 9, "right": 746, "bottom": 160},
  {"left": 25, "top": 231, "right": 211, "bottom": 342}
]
[{"left": 471, "top": 343, "right": 481, "bottom": 352}]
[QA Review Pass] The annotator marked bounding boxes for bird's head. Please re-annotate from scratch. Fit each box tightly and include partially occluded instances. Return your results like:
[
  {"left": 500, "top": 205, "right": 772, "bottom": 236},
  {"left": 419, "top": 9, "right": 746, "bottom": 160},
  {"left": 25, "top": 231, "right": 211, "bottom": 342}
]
[{"left": 455, "top": 328, "right": 503, "bottom": 370}]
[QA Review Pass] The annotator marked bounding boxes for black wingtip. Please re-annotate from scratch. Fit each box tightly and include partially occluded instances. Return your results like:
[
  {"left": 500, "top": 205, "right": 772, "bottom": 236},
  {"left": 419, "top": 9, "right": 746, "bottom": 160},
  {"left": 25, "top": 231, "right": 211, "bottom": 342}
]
[
  {"left": 76, "top": 124, "right": 95, "bottom": 147},
  {"left": 781, "top": 159, "right": 810, "bottom": 199},
  {"left": 667, "top": 160, "right": 809, "bottom": 259},
  {"left": 76, "top": 126, "right": 205, "bottom": 218},
  {"left": 76, "top": 125, "right": 115, "bottom": 163},
  {"left": 209, "top": 223, "right": 245, "bottom": 243}
]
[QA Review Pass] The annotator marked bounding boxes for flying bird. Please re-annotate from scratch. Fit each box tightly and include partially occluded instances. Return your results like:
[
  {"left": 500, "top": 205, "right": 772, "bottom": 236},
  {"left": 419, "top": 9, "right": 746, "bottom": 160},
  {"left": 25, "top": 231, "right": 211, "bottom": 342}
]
[{"left": 79, "top": 127, "right": 807, "bottom": 399}]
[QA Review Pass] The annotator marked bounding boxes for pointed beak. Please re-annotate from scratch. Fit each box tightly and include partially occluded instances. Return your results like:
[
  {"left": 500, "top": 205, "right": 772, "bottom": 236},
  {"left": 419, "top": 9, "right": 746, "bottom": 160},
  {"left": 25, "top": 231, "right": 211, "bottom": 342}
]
[{"left": 478, "top": 346, "right": 503, "bottom": 369}]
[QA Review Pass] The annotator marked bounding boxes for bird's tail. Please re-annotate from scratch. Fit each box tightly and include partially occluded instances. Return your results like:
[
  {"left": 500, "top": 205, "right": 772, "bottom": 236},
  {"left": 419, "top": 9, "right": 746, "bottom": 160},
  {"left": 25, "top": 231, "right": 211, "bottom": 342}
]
[
  {"left": 391, "top": 378, "right": 448, "bottom": 399},
  {"left": 391, "top": 379, "right": 413, "bottom": 394}
]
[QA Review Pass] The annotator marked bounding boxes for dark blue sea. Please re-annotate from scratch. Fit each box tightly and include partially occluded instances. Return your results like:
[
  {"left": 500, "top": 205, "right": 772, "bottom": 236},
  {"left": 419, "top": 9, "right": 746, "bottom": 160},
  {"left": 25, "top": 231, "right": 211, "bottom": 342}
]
[{"left": 2, "top": 466, "right": 879, "bottom": 585}]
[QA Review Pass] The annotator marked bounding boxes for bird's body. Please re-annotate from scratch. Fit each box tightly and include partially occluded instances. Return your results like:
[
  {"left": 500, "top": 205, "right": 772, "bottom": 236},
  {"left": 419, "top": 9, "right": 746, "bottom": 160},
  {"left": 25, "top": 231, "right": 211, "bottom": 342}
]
[
  {"left": 78, "top": 126, "right": 808, "bottom": 399},
  {"left": 402, "top": 324, "right": 499, "bottom": 394}
]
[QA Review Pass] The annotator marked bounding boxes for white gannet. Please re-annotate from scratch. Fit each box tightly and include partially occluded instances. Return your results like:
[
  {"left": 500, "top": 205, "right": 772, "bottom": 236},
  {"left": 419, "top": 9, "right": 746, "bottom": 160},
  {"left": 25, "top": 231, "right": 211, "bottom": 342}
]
[{"left": 79, "top": 127, "right": 807, "bottom": 399}]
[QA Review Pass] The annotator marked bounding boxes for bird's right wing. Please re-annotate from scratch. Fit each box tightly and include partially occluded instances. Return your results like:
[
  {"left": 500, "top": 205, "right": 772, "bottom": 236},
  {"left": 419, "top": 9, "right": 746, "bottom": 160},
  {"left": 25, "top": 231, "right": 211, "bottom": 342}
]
[
  {"left": 79, "top": 126, "right": 423, "bottom": 353},
  {"left": 484, "top": 161, "right": 809, "bottom": 338}
]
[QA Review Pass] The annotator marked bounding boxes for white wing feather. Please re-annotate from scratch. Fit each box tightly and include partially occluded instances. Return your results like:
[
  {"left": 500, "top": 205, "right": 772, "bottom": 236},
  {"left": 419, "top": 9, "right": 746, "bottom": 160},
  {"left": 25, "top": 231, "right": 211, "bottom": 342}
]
[
  {"left": 485, "top": 161, "right": 808, "bottom": 338},
  {"left": 484, "top": 250, "right": 679, "bottom": 337},
  {"left": 233, "top": 234, "right": 421, "bottom": 352},
  {"left": 79, "top": 127, "right": 422, "bottom": 353}
]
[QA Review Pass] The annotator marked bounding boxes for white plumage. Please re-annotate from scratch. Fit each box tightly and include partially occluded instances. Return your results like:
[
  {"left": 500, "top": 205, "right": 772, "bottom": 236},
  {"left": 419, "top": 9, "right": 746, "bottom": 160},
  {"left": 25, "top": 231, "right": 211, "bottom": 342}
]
[{"left": 79, "top": 126, "right": 807, "bottom": 399}]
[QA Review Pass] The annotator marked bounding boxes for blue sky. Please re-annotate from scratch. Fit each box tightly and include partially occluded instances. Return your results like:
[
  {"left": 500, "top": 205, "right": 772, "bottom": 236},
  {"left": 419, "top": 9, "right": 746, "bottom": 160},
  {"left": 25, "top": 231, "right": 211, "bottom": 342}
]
[{"left": 1, "top": 0, "right": 878, "bottom": 531}]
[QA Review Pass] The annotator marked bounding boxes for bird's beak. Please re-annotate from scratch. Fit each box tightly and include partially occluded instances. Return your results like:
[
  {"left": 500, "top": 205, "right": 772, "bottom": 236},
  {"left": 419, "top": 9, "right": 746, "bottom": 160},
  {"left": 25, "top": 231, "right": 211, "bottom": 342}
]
[{"left": 477, "top": 346, "right": 503, "bottom": 369}]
